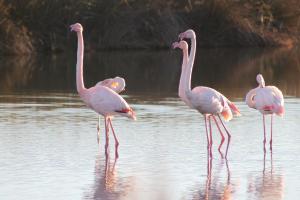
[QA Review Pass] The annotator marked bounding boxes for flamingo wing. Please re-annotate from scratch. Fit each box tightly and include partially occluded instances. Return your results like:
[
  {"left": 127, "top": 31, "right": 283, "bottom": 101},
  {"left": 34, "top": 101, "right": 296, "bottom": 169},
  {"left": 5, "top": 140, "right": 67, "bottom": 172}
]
[
  {"left": 88, "top": 85, "right": 135, "bottom": 119},
  {"left": 189, "top": 87, "right": 224, "bottom": 115},
  {"left": 96, "top": 77, "right": 126, "bottom": 93}
]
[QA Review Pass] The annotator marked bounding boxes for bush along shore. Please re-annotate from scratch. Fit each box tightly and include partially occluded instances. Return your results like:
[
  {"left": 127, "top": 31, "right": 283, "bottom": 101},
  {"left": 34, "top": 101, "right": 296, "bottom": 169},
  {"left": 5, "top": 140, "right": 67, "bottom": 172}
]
[{"left": 0, "top": 0, "right": 299, "bottom": 55}]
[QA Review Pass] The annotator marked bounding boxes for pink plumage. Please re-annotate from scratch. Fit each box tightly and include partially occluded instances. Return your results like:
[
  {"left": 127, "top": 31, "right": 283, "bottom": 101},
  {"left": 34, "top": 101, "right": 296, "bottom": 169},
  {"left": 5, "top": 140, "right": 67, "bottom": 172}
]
[
  {"left": 71, "top": 23, "right": 135, "bottom": 157},
  {"left": 245, "top": 74, "right": 284, "bottom": 151},
  {"left": 173, "top": 29, "right": 240, "bottom": 158}
]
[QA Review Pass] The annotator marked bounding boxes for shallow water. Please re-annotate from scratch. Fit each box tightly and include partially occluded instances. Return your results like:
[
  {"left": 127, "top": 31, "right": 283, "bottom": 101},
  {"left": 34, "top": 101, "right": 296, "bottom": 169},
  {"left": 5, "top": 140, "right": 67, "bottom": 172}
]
[{"left": 0, "top": 48, "right": 300, "bottom": 200}]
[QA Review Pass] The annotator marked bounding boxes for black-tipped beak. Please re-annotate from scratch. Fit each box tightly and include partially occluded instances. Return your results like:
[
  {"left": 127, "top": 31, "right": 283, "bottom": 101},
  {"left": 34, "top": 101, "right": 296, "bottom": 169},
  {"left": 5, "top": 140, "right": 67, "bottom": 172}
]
[{"left": 172, "top": 42, "right": 178, "bottom": 49}]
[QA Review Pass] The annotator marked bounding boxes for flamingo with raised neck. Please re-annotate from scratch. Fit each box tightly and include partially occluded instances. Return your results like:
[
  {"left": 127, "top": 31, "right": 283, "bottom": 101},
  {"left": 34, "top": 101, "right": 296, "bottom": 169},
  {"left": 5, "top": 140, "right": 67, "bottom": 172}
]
[
  {"left": 173, "top": 29, "right": 241, "bottom": 158},
  {"left": 70, "top": 23, "right": 136, "bottom": 157}
]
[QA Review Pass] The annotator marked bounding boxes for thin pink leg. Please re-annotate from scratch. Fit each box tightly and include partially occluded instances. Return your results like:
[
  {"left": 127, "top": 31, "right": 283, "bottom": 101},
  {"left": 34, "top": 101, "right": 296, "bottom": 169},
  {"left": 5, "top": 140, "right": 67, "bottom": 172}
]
[
  {"left": 108, "top": 118, "right": 119, "bottom": 158},
  {"left": 263, "top": 115, "right": 266, "bottom": 153},
  {"left": 217, "top": 115, "right": 231, "bottom": 159},
  {"left": 204, "top": 115, "right": 210, "bottom": 149},
  {"left": 208, "top": 115, "right": 213, "bottom": 158},
  {"left": 212, "top": 116, "right": 225, "bottom": 156},
  {"left": 104, "top": 117, "right": 109, "bottom": 157},
  {"left": 270, "top": 115, "right": 273, "bottom": 151}
]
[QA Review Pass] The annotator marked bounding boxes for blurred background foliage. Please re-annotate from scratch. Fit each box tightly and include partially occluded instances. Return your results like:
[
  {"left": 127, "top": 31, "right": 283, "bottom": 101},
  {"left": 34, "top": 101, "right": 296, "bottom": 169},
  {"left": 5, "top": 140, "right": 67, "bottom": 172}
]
[{"left": 1, "top": 0, "right": 300, "bottom": 55}]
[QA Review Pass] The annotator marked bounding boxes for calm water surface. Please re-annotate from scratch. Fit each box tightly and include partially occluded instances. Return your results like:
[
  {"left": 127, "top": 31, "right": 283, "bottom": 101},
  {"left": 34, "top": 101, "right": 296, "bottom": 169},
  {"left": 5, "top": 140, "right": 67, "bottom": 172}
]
[{"left": 0, "top": 48, "right": 300, "bottom": 199}]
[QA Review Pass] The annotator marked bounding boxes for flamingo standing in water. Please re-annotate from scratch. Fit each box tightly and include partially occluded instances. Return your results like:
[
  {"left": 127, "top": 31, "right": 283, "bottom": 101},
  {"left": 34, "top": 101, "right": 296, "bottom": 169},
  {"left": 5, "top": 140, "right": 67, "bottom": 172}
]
[
  {"left": 246, "top": 74, "right": 284, "bottom": 151},
  {"left": 173, "top": 29, "right": 240, "bottom": 158},
  {"left": 96, "top": 77, "right": 126, "bottom": 143},
  {"left": 70, "top": 23, "right": 136, "bottom": 157}
]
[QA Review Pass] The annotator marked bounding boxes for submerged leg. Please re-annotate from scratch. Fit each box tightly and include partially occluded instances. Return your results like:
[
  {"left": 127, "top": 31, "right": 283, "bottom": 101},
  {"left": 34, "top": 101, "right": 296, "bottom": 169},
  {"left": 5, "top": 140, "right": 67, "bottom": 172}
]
[
  {"left": 212, "top": 116, "right": 225, "bottom": 156},
  {"left": 204, "top": 115, "right": 210, "bottom": 149},
  {"left": 270, "top": 115, "right": 273, "bottom": 151},
  {"left": 217, "top": 115, "right": 231, "bottom": 159},
  {"left": 108, "top": 118, "right": 119, "bottom": 158}
]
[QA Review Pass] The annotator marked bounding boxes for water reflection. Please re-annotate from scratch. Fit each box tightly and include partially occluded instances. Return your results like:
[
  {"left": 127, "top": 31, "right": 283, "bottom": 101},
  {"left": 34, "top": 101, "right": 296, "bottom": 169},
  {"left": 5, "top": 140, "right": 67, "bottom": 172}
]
[
  {"left": 0, "top": 47, "right": 300, "bottom": 97},
  {"left": 85, "top": 155, "right": 132, "bottom": 200},
  {"left": 192, "top": 153, "right": 233, "bottom": 200},
  {"left": 247, "top": 152, "right": 284, "bottom": 200}
]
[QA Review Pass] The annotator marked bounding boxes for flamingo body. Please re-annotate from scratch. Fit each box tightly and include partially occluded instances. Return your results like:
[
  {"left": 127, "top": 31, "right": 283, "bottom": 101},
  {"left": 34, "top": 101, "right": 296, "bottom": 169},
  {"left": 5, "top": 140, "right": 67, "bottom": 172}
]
[
  {"left": 173, "top": 29, "right": 240, "bottom": 158},
  {"left": 245, "top": 74, "right": 284, "bottom": 150},
  {"left": 188, "top": 86, "right": 238, "bottom": 121},
  {"left": 246, "top": 75, "right": 284, "bottom": 116},
  {"left": 71, "top": 23, "right": 135, "bottom": 157}
]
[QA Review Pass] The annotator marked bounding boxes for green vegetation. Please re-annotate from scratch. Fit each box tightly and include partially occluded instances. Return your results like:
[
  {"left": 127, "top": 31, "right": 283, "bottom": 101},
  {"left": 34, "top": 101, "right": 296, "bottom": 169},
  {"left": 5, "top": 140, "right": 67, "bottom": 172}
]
[{"left": 1, "top": 0, "right": 300, "bottom": 55}]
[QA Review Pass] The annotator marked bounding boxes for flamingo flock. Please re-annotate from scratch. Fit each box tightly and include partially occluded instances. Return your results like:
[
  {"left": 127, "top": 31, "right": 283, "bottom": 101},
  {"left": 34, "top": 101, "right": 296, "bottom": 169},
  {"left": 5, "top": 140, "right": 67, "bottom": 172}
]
[{"left": 70, "top": 23, "right": 284, "bottom": 158}]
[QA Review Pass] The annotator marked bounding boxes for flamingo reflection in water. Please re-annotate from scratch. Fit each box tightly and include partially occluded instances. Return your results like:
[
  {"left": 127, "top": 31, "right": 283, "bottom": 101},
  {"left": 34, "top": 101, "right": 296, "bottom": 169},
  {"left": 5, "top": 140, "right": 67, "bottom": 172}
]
[
  {"left": 192, "top": 153, "right": 233, "bottom": 200},
  {"left": 247, "top": 151, "right": 284, "bottom": 200},
  {"left": 84, "top": 155, "right": 133, "bottom": 200}
]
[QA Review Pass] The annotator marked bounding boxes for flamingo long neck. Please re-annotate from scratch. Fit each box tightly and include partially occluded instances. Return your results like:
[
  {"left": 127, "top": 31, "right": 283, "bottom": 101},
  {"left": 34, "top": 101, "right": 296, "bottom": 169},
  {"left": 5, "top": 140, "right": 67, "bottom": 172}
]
[
  {"left": 178, "top": 47, "right": 189, "bottom": 99},
  {"left": 184, "top": 36, "right": 196, "bottom": 93},
  {"left": 76, "top": 31, "right": 86, "bottom": 94}
]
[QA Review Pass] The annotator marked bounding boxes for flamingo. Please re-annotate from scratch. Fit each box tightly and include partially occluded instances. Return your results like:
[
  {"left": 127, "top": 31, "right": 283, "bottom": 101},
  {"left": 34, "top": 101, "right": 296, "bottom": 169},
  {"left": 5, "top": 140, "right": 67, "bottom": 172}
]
[
  {"left": 245, "top": 74, "right": 284, "bottom": 151},
  {"left": 70, "top": 23, "right": 136, "bottom": 157},
  {"left": 96, "top": 77, "right": 126, "bottom": 143},
  {"left": 173, "top": 29, "right": 240, "bottom": 158}
]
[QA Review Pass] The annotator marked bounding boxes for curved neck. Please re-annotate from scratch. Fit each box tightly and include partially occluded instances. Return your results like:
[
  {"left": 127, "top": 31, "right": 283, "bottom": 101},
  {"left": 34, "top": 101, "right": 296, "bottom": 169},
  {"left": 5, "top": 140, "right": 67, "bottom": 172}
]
[
  {"left": 178, "top": 47, "right": 189, "bottom": 98},
  {"left": 245, "top": 88, "right": 257, "bottom": 108},
  {"left": 76, "top": 32, "right": 86, "bottom": 93},
  {"left": 184, "top": 37, "right": 196, "bottom": 93}
]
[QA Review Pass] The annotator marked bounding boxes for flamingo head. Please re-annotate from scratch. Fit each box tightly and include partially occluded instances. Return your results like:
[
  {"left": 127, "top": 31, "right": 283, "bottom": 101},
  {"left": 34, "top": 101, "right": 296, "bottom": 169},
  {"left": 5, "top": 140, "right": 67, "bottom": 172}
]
[
  {"left": 70, "top": 23, "right": 83, "bottom": 33},
  {"left": 178, "top": 29, "right": 196, "bottom": 40},
  {"left": 172, "top": 41, "right": 188, "bottom": 50},
  {"left": 256, "top": 74, "right": 265, "bottom": 88}
]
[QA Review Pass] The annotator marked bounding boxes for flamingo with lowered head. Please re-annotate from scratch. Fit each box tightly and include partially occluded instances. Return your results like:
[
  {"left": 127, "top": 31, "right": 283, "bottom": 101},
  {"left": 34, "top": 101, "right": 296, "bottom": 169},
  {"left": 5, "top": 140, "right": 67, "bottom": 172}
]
[
  {"left": 246, "top": 74, "right": 284, "bottom": 151},
  {"left": 70, "top": 23, "right": 136, "bottom": 157},
  {"left": 173, "top": 30, "right": 240, "bottom": 158}
]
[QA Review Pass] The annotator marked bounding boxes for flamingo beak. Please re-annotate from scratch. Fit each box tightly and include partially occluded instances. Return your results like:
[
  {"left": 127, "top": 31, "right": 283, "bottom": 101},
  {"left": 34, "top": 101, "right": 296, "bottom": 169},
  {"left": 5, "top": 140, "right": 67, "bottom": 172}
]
[{"left": 172, "top": 42, "right": 179, "bottom": 49}]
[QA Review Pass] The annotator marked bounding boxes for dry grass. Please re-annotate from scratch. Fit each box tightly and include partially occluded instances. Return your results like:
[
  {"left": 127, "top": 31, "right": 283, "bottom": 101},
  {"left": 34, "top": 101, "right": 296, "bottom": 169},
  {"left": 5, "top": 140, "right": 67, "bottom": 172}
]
[{"left": 0, "top": 0, "right": 299, "bottom": 55}]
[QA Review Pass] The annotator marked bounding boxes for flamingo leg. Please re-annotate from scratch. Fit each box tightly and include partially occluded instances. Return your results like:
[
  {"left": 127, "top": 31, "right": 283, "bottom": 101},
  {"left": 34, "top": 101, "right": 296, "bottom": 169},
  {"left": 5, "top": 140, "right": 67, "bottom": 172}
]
[
  {"left": 104, "top": 117, "right": 109, "bottom": 157},
  {"left": 217, "top": 115, "right": 231, "bottom": 159},
  {"left": 208, "top": 115, "right": 213, "bottom": 157},
  {"left": 212, "top": 116, "right": 225, "bottom": 156},
  {"left": 270, "top": 114, "right": 273, "bottom": 151},
  {"left": 263, "top": 115, "right": 266, "bottom": 153},
  {"left": 97, "top": 115, "right": 101, "bottom": 144},
  {"left": 108, "top": 118, "right": 119, "bottom": 158},
  {"left": 204, "top": 115, "right": 210, "bottom": 149}
]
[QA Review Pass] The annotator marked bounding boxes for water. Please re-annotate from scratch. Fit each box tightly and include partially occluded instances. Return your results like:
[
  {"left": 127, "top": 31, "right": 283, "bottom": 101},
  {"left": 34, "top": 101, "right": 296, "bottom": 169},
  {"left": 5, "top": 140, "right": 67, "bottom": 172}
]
[{"left": 0, "top": 47, "right": 300, "bottom": 200}]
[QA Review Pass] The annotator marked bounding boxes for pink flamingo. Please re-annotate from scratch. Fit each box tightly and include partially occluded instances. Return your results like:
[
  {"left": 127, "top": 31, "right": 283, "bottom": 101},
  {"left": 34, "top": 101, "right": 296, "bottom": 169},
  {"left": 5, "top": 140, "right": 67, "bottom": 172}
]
[
  {"left": 173, "top": 30, "right": 240, "bottom": 158},
  {"left": 70, "top": 23, "right": 136, "bottom": 157},
  {"left": 96, "top": 77, "right": 126, "bottom": 143},
  {"left": 246, "top": 74, "right": 284, "bottom": 151}
]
